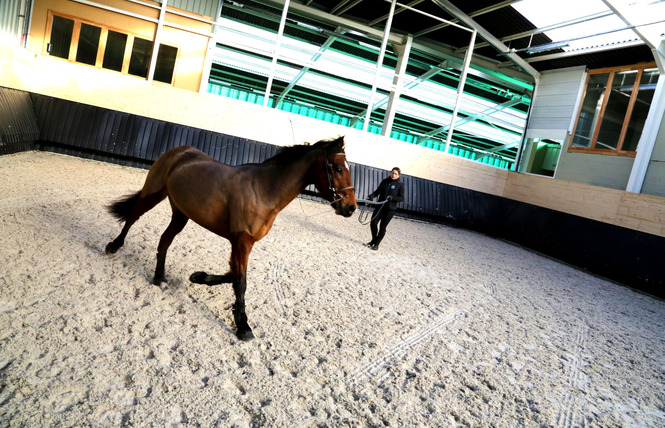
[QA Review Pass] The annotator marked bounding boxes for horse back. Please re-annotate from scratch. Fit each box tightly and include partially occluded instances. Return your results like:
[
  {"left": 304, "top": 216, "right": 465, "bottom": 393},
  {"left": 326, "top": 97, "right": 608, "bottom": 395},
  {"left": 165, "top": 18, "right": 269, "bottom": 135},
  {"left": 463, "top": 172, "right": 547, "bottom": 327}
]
[
  {"left": 155, "top": 147, "right": 244, "bottom": 233},
  {"left": 157, "top": 145, "right": 215, "bottom": 170},
  {"left": 143, "top": 146, "right": 214, "bottom": 192},
  {"left": 146, "top": 146, "right": 275, "bottom": 240}
]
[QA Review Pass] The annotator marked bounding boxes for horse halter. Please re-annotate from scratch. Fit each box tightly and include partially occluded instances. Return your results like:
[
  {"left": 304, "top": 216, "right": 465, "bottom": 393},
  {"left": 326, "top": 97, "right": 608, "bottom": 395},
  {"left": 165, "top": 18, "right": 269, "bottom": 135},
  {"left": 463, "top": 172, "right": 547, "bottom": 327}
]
[{"left": 323, "top": 148, "right": 355, "bottom": 204}]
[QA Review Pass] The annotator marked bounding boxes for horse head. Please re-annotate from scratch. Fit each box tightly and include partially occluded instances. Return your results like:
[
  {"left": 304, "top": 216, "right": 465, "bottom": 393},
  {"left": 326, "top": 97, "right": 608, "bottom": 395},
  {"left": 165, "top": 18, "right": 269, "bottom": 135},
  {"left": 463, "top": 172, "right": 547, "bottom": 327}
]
[{"left": 312, "top": 136, "right": 357, "bottom": 217}]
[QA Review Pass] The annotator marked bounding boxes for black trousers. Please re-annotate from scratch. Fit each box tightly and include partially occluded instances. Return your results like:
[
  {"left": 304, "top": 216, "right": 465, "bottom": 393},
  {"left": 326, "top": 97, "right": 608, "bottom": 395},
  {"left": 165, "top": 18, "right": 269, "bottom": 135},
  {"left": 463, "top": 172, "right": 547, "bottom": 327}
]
[{"left": 370, "top": 208, "right": 396, "bottom": 245}]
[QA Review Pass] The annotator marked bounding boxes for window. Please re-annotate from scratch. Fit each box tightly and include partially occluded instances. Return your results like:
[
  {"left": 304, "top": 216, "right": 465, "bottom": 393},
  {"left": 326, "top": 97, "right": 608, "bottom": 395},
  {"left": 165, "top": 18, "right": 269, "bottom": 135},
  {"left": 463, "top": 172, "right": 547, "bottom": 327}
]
[
  {"left": 154, "top": 44, "right": 178, "bottom": 84},
  {"left": 128, "top": 37, "right": 153, "bottom": 78},
  {"left": 102, "top": 30, "right": 127, "bottom": 72},
  {"left": 76, "top": 23, "right": 101, "bottom": 65},
  {"left": 46, "top": 13, "right": 178, "bottom": 85},
  {"left": 48, "top": 16, "right": 74, "bottom": 59},
  {"left": 570, "top": 64, "right": 658, "bottom": 156}
]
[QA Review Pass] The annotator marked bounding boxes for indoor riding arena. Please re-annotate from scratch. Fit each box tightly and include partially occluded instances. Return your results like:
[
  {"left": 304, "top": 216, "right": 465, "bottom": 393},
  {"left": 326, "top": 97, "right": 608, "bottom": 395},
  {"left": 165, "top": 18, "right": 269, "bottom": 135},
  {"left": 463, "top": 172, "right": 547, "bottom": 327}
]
[{"left": 2, "top": 0, "right": 665, "bottom": 426}]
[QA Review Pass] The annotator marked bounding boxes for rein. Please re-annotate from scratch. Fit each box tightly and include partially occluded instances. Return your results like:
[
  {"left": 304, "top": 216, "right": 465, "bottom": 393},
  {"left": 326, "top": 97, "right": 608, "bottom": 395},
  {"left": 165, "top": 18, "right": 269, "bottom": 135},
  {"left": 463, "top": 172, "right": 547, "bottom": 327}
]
[
  {"left": 356, "top": 198, "right": 387, "bottom": 225},
  {"left": 323, "top": 149, "right": 355, "bottom": 205}
]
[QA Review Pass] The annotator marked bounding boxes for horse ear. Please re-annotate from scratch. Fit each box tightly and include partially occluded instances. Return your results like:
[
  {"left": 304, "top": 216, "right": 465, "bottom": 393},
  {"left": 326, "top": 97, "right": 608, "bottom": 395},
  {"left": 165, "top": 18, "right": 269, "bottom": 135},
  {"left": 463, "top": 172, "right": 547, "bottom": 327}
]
[
  {"left": 333, "top": 136, "right": 345, "bottom": 149},
  {"left": 315, "top": 136, "right": 345, "bottom": 152}
]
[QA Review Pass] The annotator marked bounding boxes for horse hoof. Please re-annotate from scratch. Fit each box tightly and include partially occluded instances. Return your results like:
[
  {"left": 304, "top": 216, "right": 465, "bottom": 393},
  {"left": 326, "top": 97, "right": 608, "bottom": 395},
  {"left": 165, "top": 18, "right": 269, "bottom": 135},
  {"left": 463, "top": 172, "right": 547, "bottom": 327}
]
[
  {"left": 236, "top": 329, "right": 255, "bottom": 341},
  {"left": 105, "top": 242, "right": 117, "bottom": 254},
  {"left": 152, "top": 276, "right": 165, "bottom": 286},
  {"left": 189, "top": 271, "right": 208, "bottom": 284}
]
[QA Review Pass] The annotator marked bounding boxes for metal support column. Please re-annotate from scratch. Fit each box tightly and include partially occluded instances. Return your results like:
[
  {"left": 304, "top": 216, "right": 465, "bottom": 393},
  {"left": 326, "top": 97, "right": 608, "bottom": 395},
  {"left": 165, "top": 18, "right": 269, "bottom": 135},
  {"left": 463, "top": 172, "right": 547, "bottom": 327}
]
[
  {"left": 626, "top": 41, "right": 665, "bottom": 193},
  {"left": 381, "top": 34, "right": 413, "bottom": 137},
  {"left": 264, "top": 0, "right": 291, "bottom": 106},
  {"left": 363, "top": 0, "right": 397, "bottom": 132},
  {"left": 444, "top": 30, "right": 476, "bottom": 153},
  {"left": 198, "top": 0, "right": 224, "bottom": 93},
  {"left": 147, "top": 0, "right": 168, "bottom": 82},
  {"left": 604, "top": 0, "right": 665, "bottom": 193}
]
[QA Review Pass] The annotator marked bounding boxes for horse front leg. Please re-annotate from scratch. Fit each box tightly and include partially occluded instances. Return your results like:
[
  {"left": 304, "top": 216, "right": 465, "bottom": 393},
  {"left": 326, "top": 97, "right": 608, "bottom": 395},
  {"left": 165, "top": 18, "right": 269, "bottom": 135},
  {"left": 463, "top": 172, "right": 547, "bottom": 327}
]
[
  {"left": 190, "top": 270, "right": 254, "bottom": 337},
  {"left": 188, "top": 233, "right": 255, "bottom": 340},
  {"left": 232, "top": 276, "right": 253, "bottom": 341},
  {"left": 230, "top": 233, "right": 255, "bottom": 340}
]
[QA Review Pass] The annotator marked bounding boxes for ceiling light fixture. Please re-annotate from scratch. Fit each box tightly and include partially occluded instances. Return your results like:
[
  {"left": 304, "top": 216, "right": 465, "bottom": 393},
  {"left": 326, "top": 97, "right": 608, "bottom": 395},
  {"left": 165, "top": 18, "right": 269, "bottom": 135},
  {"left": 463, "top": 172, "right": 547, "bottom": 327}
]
[{"left": 525, "top": 40, "right": 570, "bottom": 54}]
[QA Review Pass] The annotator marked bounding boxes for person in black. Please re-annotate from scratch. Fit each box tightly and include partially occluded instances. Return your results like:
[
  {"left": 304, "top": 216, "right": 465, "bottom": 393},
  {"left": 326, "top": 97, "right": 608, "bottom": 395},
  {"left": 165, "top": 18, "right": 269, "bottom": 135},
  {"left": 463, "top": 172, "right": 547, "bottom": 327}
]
[{"left": 365, "top": 167, "right": 405, "bottom": 251}]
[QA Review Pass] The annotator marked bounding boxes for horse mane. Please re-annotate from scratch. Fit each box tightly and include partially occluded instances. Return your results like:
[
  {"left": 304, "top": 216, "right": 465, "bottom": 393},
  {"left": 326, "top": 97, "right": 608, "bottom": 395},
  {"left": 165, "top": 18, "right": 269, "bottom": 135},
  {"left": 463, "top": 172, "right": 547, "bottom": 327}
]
[{"left": 264, "top": 136, "right": 345, "bottom": 165}]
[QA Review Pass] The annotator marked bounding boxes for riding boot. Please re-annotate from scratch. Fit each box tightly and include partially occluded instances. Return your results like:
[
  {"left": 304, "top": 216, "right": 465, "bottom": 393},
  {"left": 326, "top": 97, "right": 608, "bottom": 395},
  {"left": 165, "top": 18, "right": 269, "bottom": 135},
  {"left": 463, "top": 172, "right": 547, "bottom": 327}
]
[
  {"left": 370, "top": 229, "right": 387, "bottom": 250},
  {"left": 369, "top": 220, "right": 379, "bottom": 245}
]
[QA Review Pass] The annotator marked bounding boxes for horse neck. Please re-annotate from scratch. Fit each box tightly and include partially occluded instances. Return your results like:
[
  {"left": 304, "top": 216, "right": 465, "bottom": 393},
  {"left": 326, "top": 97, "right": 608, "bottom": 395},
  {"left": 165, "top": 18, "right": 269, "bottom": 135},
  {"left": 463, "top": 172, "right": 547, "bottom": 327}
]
[{"left": 264, "top": 150, "right": 320, "bottom": 210}]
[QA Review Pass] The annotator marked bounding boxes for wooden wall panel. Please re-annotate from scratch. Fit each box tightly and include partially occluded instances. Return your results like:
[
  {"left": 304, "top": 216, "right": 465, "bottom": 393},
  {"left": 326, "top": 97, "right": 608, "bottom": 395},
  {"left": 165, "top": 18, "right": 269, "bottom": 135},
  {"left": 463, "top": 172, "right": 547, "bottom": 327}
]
[
  {"left": 617, "top": 193, "right": 665, "bottom": 236},
  {"left": 504, "top": 172, "right": 624, "bottom": 225}
]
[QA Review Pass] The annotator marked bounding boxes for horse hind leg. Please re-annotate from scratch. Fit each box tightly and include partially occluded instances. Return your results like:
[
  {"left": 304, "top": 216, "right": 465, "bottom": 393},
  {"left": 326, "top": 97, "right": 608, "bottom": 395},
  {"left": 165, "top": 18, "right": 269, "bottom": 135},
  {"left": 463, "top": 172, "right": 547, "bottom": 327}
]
[
  {"left": 152, "top": 207, "right": 189, "bottom": 285},
  {"left": 189, "top": 270, "right": 233, "bottom": 285},
  {"left": 105, "top": 191, "right": 166, "bottom": 254}
]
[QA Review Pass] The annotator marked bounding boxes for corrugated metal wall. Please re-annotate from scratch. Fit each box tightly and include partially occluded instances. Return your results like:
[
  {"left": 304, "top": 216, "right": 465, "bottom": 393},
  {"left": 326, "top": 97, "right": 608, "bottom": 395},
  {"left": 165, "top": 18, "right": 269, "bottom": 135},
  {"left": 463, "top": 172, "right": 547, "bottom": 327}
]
[
  {"left": 167, "top": 0, "right": 220, "bottom": 18},
  {"left": 2, "top": 90, "right": 663, "bottom": 296},
  {"left": 526, "top": 66, "right": 586, "bottom": 141},
  {"left": 0, "top": 86, "right": 40, "bottom": 154},
  {"left": 0, "top": 0, "right": 29, "bottom": 47}
]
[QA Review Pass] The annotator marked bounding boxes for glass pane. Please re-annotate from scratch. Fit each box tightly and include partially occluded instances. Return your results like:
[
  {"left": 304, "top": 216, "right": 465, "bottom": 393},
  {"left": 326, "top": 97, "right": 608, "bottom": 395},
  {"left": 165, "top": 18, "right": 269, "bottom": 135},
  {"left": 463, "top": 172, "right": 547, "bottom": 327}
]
[
  {"left": 154, "top": 44, "right": 178, "bottom": 84},
  {"left": 596, "top": 70, "right": 637, "bottom": 150},
  {"left": 622, "top": 69, "right": 658, "bottom": 152},
  {"left": 571, "top": 73, "right": 609, "bottom": 148},
  {"left": 128, "top": 37, "right": 153, "bottom": 78},
  {"left": 49, "top": 16, "right": 74, "bottom": 59},
  {"left": 103, "top": 31, "right": 127, "bottom": 72},
  {"left": 76, "top": 23, "right": 101, "bottom": 65}
]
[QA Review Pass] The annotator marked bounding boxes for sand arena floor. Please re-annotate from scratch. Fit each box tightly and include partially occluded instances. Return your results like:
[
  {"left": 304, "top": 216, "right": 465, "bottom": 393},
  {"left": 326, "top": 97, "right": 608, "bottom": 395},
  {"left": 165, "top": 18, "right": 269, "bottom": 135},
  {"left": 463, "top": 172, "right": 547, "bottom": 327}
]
[{"left": 1, "top": 151, "right": 664, "bottom": 427}]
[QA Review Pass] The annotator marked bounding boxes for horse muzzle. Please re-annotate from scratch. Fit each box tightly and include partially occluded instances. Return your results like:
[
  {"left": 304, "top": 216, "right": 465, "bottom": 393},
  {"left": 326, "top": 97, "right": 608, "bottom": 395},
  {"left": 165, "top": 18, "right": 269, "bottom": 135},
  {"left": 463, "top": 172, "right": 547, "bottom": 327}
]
[
  {"left": 341, "top": 202, "right": 357, "bottom": 217},
  {"left": 332, "top": 197, "right": 357, "bottom": 217}
]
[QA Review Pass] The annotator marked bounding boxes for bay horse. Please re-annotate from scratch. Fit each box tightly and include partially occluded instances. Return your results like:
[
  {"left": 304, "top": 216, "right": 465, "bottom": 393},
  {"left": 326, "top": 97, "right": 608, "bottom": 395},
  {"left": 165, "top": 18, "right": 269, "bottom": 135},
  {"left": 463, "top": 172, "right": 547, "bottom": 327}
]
[{"left": 105, "top": 136, "right": 356, "bottom": 340}]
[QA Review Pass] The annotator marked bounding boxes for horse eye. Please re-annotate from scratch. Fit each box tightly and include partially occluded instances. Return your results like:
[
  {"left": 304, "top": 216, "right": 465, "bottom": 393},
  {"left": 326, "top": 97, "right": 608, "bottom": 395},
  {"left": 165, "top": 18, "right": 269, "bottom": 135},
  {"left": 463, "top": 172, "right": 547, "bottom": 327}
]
[{"left": 334, "top": 166, "right": 343, "bottom": 173}]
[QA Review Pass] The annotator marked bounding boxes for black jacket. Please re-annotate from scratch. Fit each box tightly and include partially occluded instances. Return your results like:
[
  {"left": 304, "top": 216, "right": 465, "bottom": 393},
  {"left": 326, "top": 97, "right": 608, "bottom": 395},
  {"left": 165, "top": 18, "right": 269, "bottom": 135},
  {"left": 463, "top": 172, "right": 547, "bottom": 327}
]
[{"left": 369, "top": 177, "right": 405, "bottom": 211}]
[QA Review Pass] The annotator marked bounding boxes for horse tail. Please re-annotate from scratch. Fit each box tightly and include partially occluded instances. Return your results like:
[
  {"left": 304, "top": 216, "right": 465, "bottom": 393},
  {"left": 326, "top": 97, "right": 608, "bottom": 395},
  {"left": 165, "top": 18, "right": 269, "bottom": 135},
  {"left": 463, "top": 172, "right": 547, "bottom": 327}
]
[{"left": 108, "top": 191, "right": 142, "bottom": 223}]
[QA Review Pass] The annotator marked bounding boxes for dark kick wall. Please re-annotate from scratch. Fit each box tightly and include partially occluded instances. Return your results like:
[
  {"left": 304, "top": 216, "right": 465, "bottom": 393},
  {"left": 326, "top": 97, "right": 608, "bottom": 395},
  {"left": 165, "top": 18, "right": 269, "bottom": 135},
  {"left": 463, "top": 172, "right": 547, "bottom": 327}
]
[
  {"left": 1, "top": 87, "right": 663, "bottom": 297},
  {"left": 0, "top": 87, "right": 39, "bottom": 154},
  {"left": 31, "top": 93, "right": 279, "bottom": 169}
]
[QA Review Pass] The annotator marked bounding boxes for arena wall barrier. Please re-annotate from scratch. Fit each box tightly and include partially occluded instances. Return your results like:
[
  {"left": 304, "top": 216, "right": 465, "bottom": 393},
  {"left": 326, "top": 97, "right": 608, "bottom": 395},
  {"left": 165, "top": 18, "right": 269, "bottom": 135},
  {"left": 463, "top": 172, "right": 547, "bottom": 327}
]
[
  {"left": 0, "top": 87, "right": 40, "bottom": 155},
  {"left": 1, "top": 89, "right": 663, "bottom": 297}
]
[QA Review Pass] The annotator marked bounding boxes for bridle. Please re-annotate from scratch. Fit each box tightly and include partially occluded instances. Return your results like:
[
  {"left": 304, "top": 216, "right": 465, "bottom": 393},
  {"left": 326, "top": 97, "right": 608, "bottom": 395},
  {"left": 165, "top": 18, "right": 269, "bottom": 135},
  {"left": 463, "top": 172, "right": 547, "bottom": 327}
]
[{"left": 323, "top": 148, "right": 355, "bottom": 205}]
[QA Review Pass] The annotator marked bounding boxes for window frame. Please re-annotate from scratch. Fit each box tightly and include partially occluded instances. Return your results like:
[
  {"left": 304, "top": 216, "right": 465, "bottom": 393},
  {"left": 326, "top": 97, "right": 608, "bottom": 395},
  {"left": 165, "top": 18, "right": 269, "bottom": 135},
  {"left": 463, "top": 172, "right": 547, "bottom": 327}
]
[
  {"left": 44, "top": 11, "right": 178, "bottom": 85},
  {"left": 569, "top": 62, "right": 657, "bottom": 158}
]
